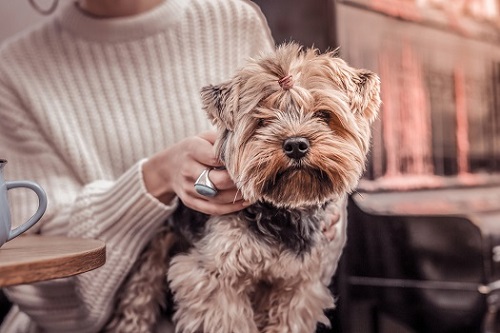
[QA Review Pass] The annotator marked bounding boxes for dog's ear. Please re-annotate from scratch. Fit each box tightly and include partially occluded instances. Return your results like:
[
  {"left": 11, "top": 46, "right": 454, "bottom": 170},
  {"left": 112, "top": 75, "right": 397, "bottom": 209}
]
[
  {"left": 201, "top": 79, "right": 240, "bottom": 131},
  {"left": 350, "top": 69, "right": 381, "bottom": 123}
]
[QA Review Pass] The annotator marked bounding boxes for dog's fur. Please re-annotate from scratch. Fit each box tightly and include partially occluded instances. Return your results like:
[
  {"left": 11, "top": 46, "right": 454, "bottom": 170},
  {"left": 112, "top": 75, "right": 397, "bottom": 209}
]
[{"left": 167, "top": 43, "right": 381, "bottom": 333}]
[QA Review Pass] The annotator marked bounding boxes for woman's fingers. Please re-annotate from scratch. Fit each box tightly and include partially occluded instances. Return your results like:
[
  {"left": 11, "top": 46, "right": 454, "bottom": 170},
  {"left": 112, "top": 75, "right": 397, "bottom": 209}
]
[
  {"left": 188, "top": 136, "right": 222, "bottom": 168},
  {"left": 182, "top": 193, "right": 248, "bottom": 216},
  {"left": 198, "top": 131, "right": 218, "bottom": 144},
  {"left": 322, "top": 218, "right": 337, "bottom": 241},
  {"left": 322, "top": 202, "right": 342, "bottom": 241},
  {"left": 190, "top": 168, "right": 244, "bottom": 203},
  {"left": 200, "top": 168, "right": 235, "bottom": 191},
  {"left": 144, "top": 131, "right": 247, "bottom": 215}
]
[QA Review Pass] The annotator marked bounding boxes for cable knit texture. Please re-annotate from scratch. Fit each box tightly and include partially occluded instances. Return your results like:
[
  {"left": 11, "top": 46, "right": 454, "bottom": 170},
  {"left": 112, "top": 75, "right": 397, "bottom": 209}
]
[{"left": 0, "top": 0, "right": 274, "bottom": 332}]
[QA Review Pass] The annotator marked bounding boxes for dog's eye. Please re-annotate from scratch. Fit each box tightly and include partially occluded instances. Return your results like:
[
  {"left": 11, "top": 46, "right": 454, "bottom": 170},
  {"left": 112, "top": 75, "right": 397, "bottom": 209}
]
[
  {"left": 313, "top": 110, "right": 331, "bottom": 123},
  {"left": 256, "top": 118, "right": 269, "bottom": 128}
]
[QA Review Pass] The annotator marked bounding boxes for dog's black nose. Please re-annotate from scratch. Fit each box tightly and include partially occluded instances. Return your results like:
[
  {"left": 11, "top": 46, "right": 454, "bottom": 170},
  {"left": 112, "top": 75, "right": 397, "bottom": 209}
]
[{"left": 283, "top": 137, "right": 310, "bottom": 159}]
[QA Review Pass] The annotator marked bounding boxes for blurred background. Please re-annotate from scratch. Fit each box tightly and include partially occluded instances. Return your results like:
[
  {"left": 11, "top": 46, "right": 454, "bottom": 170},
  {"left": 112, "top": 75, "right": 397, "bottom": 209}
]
[
  {"left": 254, "top": 1, "right": 500, "bottom": 333},
  {"left": 2, "top": 0, "right": 500, "bottom": 332}
]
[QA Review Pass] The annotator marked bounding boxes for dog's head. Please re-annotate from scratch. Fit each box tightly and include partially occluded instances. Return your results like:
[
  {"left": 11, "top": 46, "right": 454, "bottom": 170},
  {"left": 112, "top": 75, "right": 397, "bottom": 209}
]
[{"left": 201, "top": 43, "right": 380, "bottom": 209}]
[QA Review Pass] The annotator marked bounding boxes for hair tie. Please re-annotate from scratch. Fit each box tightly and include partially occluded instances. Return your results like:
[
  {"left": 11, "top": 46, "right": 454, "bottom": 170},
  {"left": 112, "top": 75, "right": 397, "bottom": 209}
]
[{"left": 278, "top": 74, "right": 293, "bottom": 90}]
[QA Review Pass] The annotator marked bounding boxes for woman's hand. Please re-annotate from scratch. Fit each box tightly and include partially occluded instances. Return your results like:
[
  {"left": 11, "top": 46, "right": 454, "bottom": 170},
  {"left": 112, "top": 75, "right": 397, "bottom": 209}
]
[
  {"left": 142, "top": 131, "right": 248, "bottom": 215},
  {"left": 321, "top": 203, "right": 342, "bottom": 241}
]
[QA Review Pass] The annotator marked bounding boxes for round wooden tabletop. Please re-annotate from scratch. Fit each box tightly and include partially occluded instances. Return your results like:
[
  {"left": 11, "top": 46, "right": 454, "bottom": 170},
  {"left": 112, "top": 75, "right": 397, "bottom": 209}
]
[{"left": 0, "top": 235, "right": 106, "bottom": 287}]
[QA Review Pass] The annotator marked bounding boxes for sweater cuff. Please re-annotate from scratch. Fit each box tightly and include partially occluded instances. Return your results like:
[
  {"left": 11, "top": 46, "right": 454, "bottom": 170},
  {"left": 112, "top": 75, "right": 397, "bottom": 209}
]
[{"left": 68, "top": 159, "right": 178, "bottom": 253}]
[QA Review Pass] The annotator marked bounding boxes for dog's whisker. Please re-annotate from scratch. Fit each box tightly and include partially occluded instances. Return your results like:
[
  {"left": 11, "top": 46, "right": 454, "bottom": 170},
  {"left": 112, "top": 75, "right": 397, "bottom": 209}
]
[{"left": 232, "top": 186, "right": 242, "bottom": 204}]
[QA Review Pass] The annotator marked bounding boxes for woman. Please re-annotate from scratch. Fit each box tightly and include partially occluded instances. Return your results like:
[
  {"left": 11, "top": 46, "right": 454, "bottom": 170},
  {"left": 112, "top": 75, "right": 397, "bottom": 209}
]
[{"left": 0, "top": 0, "right": 343, "bottom": 332}]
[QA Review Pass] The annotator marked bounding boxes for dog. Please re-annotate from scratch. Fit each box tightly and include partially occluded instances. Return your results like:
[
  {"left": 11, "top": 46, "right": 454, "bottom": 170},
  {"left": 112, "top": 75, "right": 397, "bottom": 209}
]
[{"left": 167, "top": 42, "right": 381, "bottom": 333}]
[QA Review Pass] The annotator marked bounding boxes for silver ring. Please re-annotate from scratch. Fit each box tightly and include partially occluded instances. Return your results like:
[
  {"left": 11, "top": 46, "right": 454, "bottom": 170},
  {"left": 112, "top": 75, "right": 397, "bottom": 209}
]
[{"left": 194, "top": 168, "right": 218, "bottom": 197}]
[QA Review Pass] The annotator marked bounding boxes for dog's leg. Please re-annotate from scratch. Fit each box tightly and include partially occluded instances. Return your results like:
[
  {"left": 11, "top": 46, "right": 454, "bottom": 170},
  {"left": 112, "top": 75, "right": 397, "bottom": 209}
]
[
  {"left": 262, "top": 280, "right": 334, "bottom": 333},
  {"left": 168, "top": 252, "right": 258, "bottom": 333}
]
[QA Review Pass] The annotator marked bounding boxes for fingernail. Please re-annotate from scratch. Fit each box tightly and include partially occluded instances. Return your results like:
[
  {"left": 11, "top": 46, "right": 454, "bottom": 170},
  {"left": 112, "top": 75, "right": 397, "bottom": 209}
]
[{"left": 242, "top": 201, "right": 251, "bottom": 207}]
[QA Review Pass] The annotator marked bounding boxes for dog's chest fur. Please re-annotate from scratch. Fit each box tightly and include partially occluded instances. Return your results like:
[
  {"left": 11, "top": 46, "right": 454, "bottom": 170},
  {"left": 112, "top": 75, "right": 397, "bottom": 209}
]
[
  {"left": 172, "top": 202, "right": 325, "bottom": 279},
  {"left": 240, "top": 201, "right": 323, "bottom": 255}
]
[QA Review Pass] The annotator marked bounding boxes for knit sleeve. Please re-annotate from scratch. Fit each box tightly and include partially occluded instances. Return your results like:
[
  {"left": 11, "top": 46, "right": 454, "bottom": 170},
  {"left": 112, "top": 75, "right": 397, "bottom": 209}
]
[{"left": 0, "top": 66, "right": 176, "bottom": 332}]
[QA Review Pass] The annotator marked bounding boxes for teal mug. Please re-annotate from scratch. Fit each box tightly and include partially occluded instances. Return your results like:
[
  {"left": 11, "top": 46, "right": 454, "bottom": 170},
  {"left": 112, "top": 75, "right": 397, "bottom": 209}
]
[{"left": 0, "top": 159, "right": 47, "bottom": 247}]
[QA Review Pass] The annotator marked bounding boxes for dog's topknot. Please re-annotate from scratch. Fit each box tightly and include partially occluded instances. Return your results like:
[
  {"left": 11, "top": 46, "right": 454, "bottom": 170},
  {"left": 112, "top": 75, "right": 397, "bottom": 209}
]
[{"left": 278, "top": 74, "right": 294, "bottom": 90}]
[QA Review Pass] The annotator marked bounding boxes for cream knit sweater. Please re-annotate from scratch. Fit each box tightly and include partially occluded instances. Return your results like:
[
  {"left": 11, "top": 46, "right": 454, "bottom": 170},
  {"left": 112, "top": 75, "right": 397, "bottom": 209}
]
[{"left": 0, "top": 1, "right": 273, "bottom": 332}]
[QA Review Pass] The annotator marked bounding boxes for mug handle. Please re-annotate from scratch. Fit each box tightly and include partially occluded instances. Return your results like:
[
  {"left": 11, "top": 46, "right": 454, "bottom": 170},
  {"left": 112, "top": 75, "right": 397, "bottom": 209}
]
[{"left": 6, "top": 181, "right": 48, "bottom": 241}]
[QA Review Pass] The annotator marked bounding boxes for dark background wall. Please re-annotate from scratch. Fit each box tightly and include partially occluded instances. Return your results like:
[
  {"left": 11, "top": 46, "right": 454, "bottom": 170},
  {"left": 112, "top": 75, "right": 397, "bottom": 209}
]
[{"left": 252, "top": 0, "right": 337, "bottom": 51}]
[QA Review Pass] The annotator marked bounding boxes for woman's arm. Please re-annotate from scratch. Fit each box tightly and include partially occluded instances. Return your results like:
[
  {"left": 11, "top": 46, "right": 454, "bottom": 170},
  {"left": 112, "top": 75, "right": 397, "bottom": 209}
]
[{"left": 0, "top": 79, "right": 175, "bottom": 332}]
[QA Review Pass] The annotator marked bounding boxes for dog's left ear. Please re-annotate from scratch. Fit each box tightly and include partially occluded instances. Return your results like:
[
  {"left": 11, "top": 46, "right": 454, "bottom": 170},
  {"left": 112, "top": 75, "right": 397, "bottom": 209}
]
[
  {"left": 350, "top": 69, "right": 381, "bottom": 123},
  {"left": 201, "top": 79, "right": 240, "bottom": 131}
]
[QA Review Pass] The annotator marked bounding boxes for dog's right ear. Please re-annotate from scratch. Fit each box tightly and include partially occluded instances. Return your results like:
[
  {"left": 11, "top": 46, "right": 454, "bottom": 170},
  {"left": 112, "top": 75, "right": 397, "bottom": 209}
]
[{"left": 201, "top": 79, "right": 240, "bottom": 131}]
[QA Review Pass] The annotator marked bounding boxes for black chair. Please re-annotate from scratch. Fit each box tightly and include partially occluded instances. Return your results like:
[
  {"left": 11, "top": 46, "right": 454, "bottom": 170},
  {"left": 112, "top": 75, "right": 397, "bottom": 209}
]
[{"left": 337, "top": 196, "right": 500, "bottom": 333}]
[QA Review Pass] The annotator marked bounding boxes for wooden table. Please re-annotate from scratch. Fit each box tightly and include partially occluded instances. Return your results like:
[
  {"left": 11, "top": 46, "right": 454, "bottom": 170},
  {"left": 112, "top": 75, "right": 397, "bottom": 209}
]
[{"left": 0, "top": 235, "right": 105, "bottom": 287}]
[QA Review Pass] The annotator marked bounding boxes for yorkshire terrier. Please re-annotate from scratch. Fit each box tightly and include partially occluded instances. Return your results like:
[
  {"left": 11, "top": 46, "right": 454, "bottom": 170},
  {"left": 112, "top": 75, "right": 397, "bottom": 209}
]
[{"left": 167, "top": 42, "right": 381, "bottom": 333}]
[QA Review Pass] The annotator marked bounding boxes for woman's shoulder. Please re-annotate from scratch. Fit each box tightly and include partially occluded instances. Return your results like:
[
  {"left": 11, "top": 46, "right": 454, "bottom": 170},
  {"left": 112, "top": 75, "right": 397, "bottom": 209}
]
[{"left": 0, "top": 19, "right": 56, "bottom": 62}]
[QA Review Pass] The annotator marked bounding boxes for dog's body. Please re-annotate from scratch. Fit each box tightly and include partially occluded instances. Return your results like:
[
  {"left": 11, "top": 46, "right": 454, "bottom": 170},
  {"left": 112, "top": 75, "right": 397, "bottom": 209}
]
[
  {"left": 168, "top": 43, "right": 381, "bottom": 333},
  {"left": 169, "top": 199, "right": 339, "bottom": 333}
]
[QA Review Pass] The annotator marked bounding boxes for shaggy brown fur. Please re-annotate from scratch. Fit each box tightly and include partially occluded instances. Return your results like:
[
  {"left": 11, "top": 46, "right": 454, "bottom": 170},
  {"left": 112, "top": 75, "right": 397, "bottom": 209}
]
[
  {"left": 103, "top": 227, "right": 175, "bottom": 333},
  {"left": 167, "top": 43, "right": 381, "bottom": 333}
]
